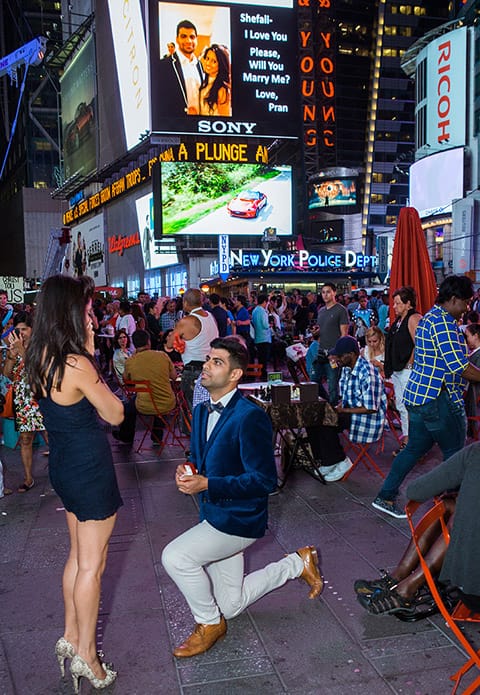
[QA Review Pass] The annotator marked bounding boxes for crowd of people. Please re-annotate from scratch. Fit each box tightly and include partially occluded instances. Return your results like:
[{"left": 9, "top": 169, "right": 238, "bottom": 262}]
[{"left": 3, "top": 275, "right": 480, "bottom": 688}]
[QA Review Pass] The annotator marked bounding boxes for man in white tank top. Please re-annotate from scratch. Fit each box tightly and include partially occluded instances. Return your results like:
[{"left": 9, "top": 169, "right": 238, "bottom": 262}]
[{"left": 176, "top": 289, "right": 219, "bottom": 412}]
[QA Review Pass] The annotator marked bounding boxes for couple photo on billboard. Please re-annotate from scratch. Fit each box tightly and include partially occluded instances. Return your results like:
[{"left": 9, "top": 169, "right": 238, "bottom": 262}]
[{"left": 155, "top": 2, "right": 232, "bottom": 119}]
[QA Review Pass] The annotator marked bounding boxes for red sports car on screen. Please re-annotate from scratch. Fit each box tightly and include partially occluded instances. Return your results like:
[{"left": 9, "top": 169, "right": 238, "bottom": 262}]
[{"left": 227, "top": 190, "right": 267, "bottom": 218}]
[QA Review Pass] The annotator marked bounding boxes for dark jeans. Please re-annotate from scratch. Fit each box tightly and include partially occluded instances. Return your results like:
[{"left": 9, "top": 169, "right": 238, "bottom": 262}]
[
  {"left": 255, "top": 342, "right": 271, "bottom": 380},
  {"left": 181, "top": 364, "right": 203, "bottom": 412},
  {"left": 118, "top": 397, "right": 164, "bottom": 442},
  {"left": 306, "top": 412, "right": 351, "bottom": 467},
  {"left": 378, "top": 391, "right": 466, "bottom": 501},
  {"left": 312, "top": 359, "right": 340, "bottom": 405}
]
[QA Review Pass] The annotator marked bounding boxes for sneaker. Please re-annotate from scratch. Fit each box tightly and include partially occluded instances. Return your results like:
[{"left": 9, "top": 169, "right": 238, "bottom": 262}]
[
  {"left": 372, "top": 496, "right": 407, "bottom": 519},
  {"left": 354, "top": 571, "right": 397, "bottom": 596},
  {"left": 323, "top": 457, "right": 353, "bottom": 482}
]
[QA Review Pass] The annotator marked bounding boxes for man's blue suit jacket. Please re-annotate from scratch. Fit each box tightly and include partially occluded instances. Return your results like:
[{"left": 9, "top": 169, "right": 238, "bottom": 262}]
[{"left": 190, "top": 390, "right": 277, "bottom": 539}]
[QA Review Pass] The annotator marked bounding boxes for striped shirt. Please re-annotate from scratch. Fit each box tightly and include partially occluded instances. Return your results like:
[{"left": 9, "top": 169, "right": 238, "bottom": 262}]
[
  {"left": 404, "top": 304, "right": 468, "bottom": 408},
  {"left": 339, "top": 356, "right": 386, "bottom": 443}
]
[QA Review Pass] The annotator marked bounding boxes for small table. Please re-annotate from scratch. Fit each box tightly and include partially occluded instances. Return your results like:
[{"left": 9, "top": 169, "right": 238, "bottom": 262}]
[{"left": 246, "top": 394, "right": 338, "bottom": 487}]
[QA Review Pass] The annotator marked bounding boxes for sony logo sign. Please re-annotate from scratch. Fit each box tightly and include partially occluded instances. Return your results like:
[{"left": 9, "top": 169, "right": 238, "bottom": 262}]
[{"left": 198, "top": 120, "right": 257, "bottom": 135}]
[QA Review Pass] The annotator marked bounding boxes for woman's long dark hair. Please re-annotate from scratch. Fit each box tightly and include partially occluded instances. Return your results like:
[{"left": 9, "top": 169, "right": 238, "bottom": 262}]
[
  {"left": 26, "top": 275, "right": 97, "bottom": 399},
  {"left": 200, "top": 44, "right": 231, "bottom": 113}
]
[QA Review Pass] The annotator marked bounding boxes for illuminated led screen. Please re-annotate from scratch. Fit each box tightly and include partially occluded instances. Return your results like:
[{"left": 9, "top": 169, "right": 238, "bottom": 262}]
[
  {"left": 135, "top": 193, "right": 179, "bottom": 268},
  {"left": 409, "top": 147, "right": 464, "bottom": 218},
  {"left": 160, "top": 162, "right": 292, "bottom": 235},
  {"left": 308, "top": 178, "right": 357, "bottom": 210},
  {"left": 60, "top": 36, "right": 97, "bottom": 179},
  {"left": 149, "top": 0, "right": 297, "bottom": 138}
]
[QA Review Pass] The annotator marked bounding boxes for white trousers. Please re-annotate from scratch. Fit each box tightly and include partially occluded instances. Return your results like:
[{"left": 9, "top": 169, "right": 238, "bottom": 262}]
[
  {"left": 161, "top": 520, "right": 304, "bottom": 625},
  {"left": 391, "top": 368, "right": 411, "bottom": 438}
]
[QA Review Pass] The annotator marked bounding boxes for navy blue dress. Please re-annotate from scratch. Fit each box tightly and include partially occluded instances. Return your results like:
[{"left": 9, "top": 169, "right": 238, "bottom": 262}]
[{"left": 39, "top": 395, "right": 123, "bottom": 521}]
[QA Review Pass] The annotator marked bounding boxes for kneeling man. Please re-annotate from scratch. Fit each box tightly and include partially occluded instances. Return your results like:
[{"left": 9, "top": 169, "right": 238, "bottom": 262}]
[{"left": 162, "top": 337, "right": 323, "bottom": 658}]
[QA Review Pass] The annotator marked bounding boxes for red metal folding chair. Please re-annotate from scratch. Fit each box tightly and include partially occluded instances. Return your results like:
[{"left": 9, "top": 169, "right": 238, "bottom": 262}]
[
  {"left": 123, "top": 379, "right": 186, "bottom": 454},
  {"left": 406, "top": 500, "right": 480, "bottom": 695},
  {"left": 383, "top": 380, "right": 403, "bottom": 446},
  {"left": 341, "top": 425, "right": 386, "bottom": 480}
]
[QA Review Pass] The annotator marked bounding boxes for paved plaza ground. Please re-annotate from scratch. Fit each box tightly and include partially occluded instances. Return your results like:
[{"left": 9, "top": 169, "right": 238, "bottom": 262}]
[{"left": 1, "top": 419, "right": 480, "bottom": 694}]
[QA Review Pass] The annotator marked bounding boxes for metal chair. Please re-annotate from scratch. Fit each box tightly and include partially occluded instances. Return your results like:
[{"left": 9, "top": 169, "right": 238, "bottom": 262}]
[
  {"left": 286, "top": 356, "right": 309, "bottom": 384},
  {"left": 245, "top": 363, "right": 263, "bottom": 381},
  {"left": 406, "top": 500, "right": 480, "bottom": 695},
  {"left": 341, "top": 425, "right": 386, "bottom": 480},
  {"left": 122, "top": 379, "right": 186, "bottom": 454},
  {"left": 383, "top": 380, "right": 403, "bottom": 446}
]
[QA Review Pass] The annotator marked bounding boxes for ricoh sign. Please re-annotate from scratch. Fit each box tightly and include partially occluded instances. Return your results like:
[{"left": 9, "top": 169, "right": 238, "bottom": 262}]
[
  {"left": 210, "top": 249, "right": 378, "bottom": 274},
  {"left": 422, "top": 26, "right": 467, "bottom": 148}
]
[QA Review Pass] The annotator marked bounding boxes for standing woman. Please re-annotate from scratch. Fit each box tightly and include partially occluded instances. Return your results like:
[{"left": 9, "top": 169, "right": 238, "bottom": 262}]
[
  {"left": 3, "top": 311, "right": 48, "bottom": 492},
  {"left": 384, "top": 286, "right": 422, "bottom": 452},
  {"left": 26, "top": 275, "right": 124, "bottom": 692}
]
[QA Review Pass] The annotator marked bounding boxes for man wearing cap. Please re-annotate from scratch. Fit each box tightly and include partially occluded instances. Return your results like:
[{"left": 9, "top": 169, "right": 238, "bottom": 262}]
[{"left": 306, "top": 336, "right": 386, "bottom": 482}]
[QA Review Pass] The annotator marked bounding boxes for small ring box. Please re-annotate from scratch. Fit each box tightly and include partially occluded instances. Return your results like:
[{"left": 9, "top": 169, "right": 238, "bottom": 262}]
[{"left": 183, "top": 463, "right": 197, "bottom": 476}]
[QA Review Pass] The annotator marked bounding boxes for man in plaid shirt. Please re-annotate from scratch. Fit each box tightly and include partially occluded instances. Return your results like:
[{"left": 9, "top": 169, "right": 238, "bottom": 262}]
[
  {"left": 373, "top": 275, "right": 480, "bottom": 519},
  {"left": 306, "top": 336, "right": 386, "bottom": 482}
]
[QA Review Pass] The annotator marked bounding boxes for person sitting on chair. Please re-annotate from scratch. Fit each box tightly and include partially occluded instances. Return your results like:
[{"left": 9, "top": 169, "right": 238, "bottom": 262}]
[
  {"left": 354, "top": 495, "right": 456, "bottom": 618},
  {"left": 306, "top": 336, "right": 386, "bottom": 482},
  {"left": 113, "top": 330, "right": 176, "bottom": 445}
]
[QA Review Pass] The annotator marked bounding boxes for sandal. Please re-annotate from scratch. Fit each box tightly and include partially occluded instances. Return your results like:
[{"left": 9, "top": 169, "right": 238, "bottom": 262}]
[
  {"left": 18, "top": 480, "right": 34, "bottom": 493},
  {"left": 354, "top": 570, "right": 397, "bottom": 596},
  {"left": 357, "top": 587, "right": 416, "bottom": 615}
]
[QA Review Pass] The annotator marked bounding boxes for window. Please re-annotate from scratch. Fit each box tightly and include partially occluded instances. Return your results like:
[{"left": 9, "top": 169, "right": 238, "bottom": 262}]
[
  {"left": 399, "top": 5, "right": 412, "bottom": 14},
  {"left": 383, "top": 48, "right": 398, "bottom": 57}
]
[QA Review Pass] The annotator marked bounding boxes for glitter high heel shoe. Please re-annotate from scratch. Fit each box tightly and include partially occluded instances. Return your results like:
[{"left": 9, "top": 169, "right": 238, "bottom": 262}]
[
  {"left": 70, "top": 654, "right": 117, "bottom": 693},
  {"left": 54, "top": 637, "right": 75, "bottom": 678}
]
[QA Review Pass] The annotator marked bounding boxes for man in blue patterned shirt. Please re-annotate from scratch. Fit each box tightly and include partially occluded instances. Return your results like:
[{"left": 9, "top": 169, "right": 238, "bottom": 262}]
[
  {"left": 306, "top": 336, "right": 386, "bottom": 482},
  {"left": 373, "top": 275, "right": 480, "bottom": 519}
]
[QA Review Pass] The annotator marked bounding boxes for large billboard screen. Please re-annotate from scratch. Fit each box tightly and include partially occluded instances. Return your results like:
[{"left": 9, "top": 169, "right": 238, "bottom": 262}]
[
  {"left": 61, "top": 214, "right": 106, "bottom": 285},
  {"left": 409, "top": 147, "right": 464, "bottom": 218},
  {"left": 149, "top": 0, "right": 298, "bottom": 139},
  {"left": 135, "top": 193, "right": 179, "bottom": 268},
  {"left": 308, "top": 178, "right": 357, "bottom": 210},
  {"left": 60, "top": 36, "right": 97, "bottom": 179},
  {"left": 160, "top": 162, "right": 292, "bottom": 235}
]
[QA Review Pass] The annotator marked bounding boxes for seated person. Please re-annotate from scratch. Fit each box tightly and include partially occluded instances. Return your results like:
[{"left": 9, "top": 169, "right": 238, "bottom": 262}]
[
  {"left": 464, "top": 323, "right": 480, "bottom": 429},
  {"left": 112, "top": 329, "right": 134, "bottom": 384},
  {"left": 356, "top": 441, "right": 480, "bottom": 616},
  {"left": 407, "top": 441, "right": 480, "bottom": 613},
  {"left": 361, "top": 326, "right": 385, "bottom": 378},
  {"left": 113, "top": 330, "right": 176, "bottom": 444},
  {"left": 354, "top": 495, "right": 456, "bottom": 616},
  {"left": 159, "top": 328, "right": 183, "bottom": 365},
  {"left": 306, "top": 336, "right": 386, "bottom": 482}
]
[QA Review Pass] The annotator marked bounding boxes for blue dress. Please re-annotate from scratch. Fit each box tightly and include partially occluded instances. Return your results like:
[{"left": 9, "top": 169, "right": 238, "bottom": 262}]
[{"left": 39, "top": 395, "right": 123, "bottom": 521}]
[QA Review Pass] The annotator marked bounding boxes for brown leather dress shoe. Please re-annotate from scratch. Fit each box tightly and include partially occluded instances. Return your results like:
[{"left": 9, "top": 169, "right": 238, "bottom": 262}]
[
  {"left": 173, "top": 616, "right": 227, "bottom": 658},
  {"left": 297, "top": 546, "right": 323, "bottom": 599}
]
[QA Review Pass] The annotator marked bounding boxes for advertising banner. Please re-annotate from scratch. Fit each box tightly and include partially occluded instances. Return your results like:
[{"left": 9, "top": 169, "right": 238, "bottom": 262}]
[
  {"left": 149, "top": 0, "right": 298, "bottom": 138},
  {"left": 60, "top": 36, "right": 97, "bottom": 179},
  {"left": 107, "top": 0, "right": 151, "bottom": 150},
  {"left": 0, "top": 276, "right": 23, "bottom": 304},
  {"left": 424, "top": 26, "right": 467, "bottom": 148},
  {"left": 63, "top": 214, "right": 106, "bottom": 285}
]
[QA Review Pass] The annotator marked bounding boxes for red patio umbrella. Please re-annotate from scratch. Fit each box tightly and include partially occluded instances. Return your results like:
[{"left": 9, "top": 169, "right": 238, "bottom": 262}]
[{"left": 389, "top": 207, "right": 437, "bottom": 324}]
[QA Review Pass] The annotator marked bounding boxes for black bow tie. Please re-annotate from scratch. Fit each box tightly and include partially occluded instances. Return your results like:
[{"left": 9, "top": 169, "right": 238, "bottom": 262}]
[{"left": 205, "top": 401, "right": 224, "bottom": 415}]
